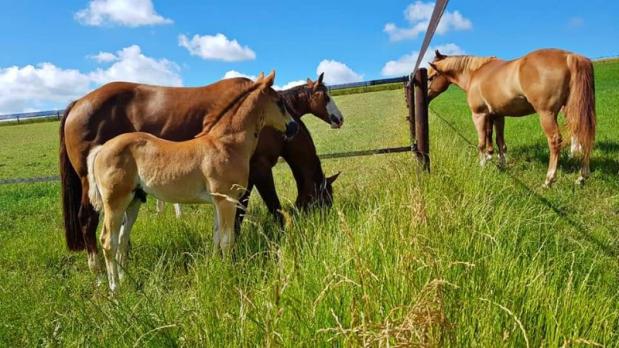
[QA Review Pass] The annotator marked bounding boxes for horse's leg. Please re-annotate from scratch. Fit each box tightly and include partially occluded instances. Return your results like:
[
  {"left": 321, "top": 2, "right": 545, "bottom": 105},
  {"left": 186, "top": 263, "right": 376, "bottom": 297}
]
[
  {"left": 569, "top": 135, "right": 582, "bottom": 159},
  {"left": 156, "top": 199, "right": 164, "bottom": 214},
  {"left": 212, "top": 204, "right": 221, "bottom": 256},
  {"left": 100, "top": 206, "right": 125, "bottom": 292},
  {"left": 539, "top": 111, "right": 562, "bottom": 187},
  {"left": 117, "top": 199, "right": 141, "bottom": 282},
  {"left": 214, "top": 197, "right": 237, "bottom": 257},
  {"left": 79, "top": 177, "right": 103, "bottom": 281},
  {"left": 472, "top": 112, "right": 489, "bottom": 166},
  {"left": 485, "top": 117, "right": 494, "bottom": 161},
  {"left": 577, "top": 146, "right": 591, "bottom": 185},
  {"left": 253, "top": 162, "right": 284, "bottom": 226},
  {"left": 235, "top": 181, "right": 254, "bottom": 236},
  {"left": 495, "top": 116, "right": 507, "bottom": 167},
  {"left": 174, "top": 204, "right": 182, "bottom": 218}
]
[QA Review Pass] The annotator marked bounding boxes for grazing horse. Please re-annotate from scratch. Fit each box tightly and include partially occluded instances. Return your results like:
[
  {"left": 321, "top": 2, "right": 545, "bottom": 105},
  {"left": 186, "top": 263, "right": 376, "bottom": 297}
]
[
  {"left": 87, "top": 72, "right": 297, "bottom": 291},
  {"left": 60, "top": 73, "right": 291, "bottom": 276},
  {"left": 427, "top": 48, "right": 596, "bottom": 187},
  {"left": 157, "top": 73, "right": 344, "bottom": 229}
]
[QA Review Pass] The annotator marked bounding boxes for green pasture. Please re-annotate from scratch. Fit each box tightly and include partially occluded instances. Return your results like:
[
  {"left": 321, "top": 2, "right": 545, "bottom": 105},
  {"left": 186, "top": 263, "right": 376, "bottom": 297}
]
[{"left": 0, "top": 60, "right": 618, "bottom": 346}]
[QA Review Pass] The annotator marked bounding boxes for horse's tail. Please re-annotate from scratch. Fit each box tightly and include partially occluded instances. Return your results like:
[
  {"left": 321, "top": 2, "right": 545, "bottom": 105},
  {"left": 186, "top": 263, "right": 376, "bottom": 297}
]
[
  {"left": 565, "top": 54, "right": 596, "bottom": 159},
  {"left": 60, "top": 101, "right": 85, "bottom": 251},
  {"left": 87, "top": 146, "right": 104, "bottom": 212}
]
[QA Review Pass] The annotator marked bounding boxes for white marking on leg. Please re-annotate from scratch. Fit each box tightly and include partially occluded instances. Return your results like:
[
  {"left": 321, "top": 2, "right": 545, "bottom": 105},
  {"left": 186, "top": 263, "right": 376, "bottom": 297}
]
[
  {"left": 570, "top": 135, "right": 582, "bottom": 158},
  {"left": 174, "top": 204, "right": 182, "bottom": 218},
  {"left": 156, "top": 199, "right": 164, "bottom": 213}
]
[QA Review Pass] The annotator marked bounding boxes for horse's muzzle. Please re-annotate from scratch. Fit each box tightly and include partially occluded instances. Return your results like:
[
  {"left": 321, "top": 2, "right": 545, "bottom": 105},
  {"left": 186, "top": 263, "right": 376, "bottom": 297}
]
[
  {"left": 329, "top": 114, "right": 343, "bottom": 129},
  {"left": 284, "top": 120, "right": 299, "bottom": 140}
]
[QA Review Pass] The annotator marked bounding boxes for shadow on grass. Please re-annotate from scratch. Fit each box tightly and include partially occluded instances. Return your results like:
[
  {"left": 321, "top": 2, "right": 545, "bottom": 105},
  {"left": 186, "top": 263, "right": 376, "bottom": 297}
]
[{"left": 510, "top": 140, "right": 619, "bottom": 179}]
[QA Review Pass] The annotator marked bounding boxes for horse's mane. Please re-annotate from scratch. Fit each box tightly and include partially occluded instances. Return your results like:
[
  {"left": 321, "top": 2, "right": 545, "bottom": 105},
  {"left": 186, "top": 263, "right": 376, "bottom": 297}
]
[
  {"left": 198, "top": 78, "right": 263, "bottom": 136},
  {"left": 440, "top": 55, "right": 497, "bottom": 73},
  {"left": 279, "top": 83, "right": 311, "bottom": 117}
]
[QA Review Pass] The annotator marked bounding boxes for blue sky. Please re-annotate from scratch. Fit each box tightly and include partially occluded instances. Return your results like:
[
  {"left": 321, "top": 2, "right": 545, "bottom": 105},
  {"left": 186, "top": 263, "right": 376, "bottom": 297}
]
[{"left": 0, "top": 0, "right": 617, "bottom": 113}]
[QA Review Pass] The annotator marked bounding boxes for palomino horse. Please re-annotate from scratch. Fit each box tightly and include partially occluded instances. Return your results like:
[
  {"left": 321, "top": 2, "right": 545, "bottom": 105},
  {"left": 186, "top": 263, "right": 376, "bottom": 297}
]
[
  {"left": 60, "top": 73, "right": 293, "bottom": 276},
  {"left": 427, "top": 48, "right": 596, "bottom": 187},
  {"left": 87, "top": 72, "right": 296, "bottom": 291},
  {"left": 157, "top": 73, "right": 344, "bottom": 223}
]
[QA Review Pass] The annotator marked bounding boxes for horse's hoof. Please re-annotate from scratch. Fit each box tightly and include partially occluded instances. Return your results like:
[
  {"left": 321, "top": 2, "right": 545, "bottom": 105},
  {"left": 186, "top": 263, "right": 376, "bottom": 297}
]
[
  {"left": 575, "top": 176, "right": 586, "bottom": 186},
  {"left": 542, "top": 181, "right": 552, "bottom": 189}
]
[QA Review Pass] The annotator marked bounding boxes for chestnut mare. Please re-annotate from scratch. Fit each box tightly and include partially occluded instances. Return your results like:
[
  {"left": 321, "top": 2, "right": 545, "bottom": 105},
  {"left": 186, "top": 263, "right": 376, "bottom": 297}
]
[
  {"left": 428, "top": 48, "right": 596, "bottom": 187},
  {"left": 60, "top": 73, "right": 294, "bottom": 276},
  {"left": 157, "top": 73, "right": 344, "bottom": 230},
  {"left": 87, "top": 72, "right": 295, "bottom": 291}
]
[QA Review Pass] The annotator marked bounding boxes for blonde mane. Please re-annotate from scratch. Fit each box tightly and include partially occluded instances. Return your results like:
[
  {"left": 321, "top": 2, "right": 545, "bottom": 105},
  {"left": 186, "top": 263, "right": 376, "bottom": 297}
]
[
  {"left": 198, "top": 78, "right": 263, "bottom": 136},
  {"left": 439, "top": 55, "right": 497, "bottom": 73}
]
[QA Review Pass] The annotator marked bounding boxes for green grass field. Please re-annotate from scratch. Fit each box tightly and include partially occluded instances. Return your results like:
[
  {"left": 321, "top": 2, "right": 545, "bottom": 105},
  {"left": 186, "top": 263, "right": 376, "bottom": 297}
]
[{"left": 1, "top": 60, "right": 618, "bottom": 346}]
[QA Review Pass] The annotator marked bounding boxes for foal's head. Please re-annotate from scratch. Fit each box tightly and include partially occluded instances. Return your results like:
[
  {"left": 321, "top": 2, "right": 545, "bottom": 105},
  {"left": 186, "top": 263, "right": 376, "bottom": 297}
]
[
  {"left": 256, "top": 71, "right": 299, "bottom": 139},
  {"left": 305, "top": 73, "right": 344, "bottom": 128},
  {"left": 427, "top": 50, "right": 452, "bottom": 101}
]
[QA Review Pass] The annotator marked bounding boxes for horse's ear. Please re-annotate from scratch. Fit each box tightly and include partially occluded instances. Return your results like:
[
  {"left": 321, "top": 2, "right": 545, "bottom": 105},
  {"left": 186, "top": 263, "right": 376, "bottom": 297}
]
[
  {"left": 317, "top": 72, "right": 324, "bottom": 85},
  {"left": 256, "top": 72, "right": 265, "bottom": 82},
  {"left": 435, "top": 49, "right": 446, "bottom": 60},
  {"left": 326, "top": 171, "right": 341, "bottom": 184},
  {"left": 262, "top": 70, "right": 275, "bottom": 87}
]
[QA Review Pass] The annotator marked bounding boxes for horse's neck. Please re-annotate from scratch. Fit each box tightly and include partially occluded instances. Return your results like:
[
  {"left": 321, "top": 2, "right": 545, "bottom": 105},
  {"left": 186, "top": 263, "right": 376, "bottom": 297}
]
[
  {"left": 447, "top": 56, "right": 496, "bottom": 91},
  {"left": 209, "top": 108, "right": 263, "bottom": 154},
  {"left": 282, "top": 88, "right": 310, "bottom": 119}
]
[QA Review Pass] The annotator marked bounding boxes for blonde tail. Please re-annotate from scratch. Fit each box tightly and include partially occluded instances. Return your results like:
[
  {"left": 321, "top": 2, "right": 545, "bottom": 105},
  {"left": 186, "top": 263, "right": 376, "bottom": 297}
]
[
  {"left": 87, "top": 145, "right": 104, "bottom": 211},
  {"left": 565, "top": 54, "right": 596, "bottom": 160}
]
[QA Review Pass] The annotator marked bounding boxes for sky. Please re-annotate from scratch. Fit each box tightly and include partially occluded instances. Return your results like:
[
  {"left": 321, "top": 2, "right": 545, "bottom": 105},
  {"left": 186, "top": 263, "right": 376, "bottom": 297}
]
[{"left": 0, "top": 0, "right": 617, "bottom": 114}]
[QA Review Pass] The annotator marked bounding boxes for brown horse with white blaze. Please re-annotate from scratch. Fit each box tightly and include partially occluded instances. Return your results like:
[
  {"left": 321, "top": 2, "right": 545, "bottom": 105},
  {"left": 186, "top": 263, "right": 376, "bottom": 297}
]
[
  {"left": 87, "top": 71, "right": 296, "bottom": 291},
  {"left": 427, "top": 48, "right": 596, "bottom": 187}
]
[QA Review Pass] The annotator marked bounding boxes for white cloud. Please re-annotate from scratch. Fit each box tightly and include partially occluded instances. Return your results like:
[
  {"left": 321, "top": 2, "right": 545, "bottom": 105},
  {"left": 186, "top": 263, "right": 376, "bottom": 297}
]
[
  {"left": 89, "top": 51, "right": 118, "bottom": 63},
  {"left": 89, "top": 45, "right": 182, "bottom": 86},
  {"left": 222, "top": 70, "right": 256, "bottom": 80},
  {"left": 384, "top": 1, "right": 472, "bottom": 41},
  {"left": 75, "top": 0, "right": 172, "bottom": 27},
  {"left": 0, "top": 63, "right": 92, "bottom": 114},
  {"left": 316, "top": 60, "right": 363, "bottom": 85},
  {"left": 221, "top": 71, "right": 305, "bottom": 91},
  {"left": 277, "top": 80, "right": 306, "bottom": 90},
  {"left": 381, "top": 43, "right": 464, "bottom": 77},
  {"left": 179, "top": 33, "right": 256, "bottom": 62},
  {"left": 0, "top": 45, "right": 182, "bottom": 114}
]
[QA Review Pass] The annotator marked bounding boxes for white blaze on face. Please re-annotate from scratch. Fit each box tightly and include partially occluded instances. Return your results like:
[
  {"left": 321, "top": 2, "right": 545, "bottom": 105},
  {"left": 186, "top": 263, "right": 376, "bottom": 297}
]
[{"left": 326, "top": 95, "right": 344, "bottom": 128}]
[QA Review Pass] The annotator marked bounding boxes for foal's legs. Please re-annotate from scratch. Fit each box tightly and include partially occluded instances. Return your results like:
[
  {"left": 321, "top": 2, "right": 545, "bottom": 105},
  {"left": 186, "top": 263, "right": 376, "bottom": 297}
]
[
  {"left": 539, "top": 111, "right": 562, "bottom": 187},
  {"left": 234, "top": 181, "right": 254, "bottom": 235},
  {"left": 213, "top": 197, "right": 237, "bottom": 257},
  {"left": 472, "top": 112, "right": 490, "bottom": 166},
  {"left": 100, "top": 206, "right": 125, "bottom": 292},
  {"left": 174, "top": 204, "right": 182, "bottom": 218},
  {"left": 494, "top": 116, "right": 507, "bottom": 167},
  {"left": 117, "top": 199, "right": 141, "bottom": 282}
]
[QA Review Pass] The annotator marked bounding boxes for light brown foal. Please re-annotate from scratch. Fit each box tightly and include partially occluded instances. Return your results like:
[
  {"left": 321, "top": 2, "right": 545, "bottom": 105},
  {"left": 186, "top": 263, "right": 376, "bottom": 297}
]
[
  {"left": 87, "top": 71, "right": 297, "bottom": 291},
  {"left": 428, "top": 48, "right": 596, "bottom": 187}
]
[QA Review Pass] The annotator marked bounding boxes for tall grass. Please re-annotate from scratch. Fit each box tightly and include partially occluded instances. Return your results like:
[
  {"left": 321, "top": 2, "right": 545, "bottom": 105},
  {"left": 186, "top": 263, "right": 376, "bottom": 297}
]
[{"left": 0, "top": 60, "right": 618, "bottom": 346}]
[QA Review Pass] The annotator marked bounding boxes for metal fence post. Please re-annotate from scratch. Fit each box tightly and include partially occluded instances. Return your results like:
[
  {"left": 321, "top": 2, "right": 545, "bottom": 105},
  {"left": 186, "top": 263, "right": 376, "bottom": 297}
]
[{"left": 414, "top": 68, "right": 430, "bottom": 172}]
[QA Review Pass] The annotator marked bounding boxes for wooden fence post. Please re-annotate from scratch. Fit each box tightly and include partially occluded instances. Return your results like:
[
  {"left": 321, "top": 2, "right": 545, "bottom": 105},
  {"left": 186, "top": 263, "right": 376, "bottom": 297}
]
[
  {"left": 405, "top": 77, "right": 416, "bottom": 154},
  {"left": 414, "top": 68, "right": 430, "bottom": 171}
]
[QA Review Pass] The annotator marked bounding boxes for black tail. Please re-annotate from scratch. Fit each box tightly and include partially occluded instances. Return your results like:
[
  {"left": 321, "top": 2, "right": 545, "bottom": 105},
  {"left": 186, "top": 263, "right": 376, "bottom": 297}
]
[{"left": 59, "top": 101, "right": 85, "bottom": 251}]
